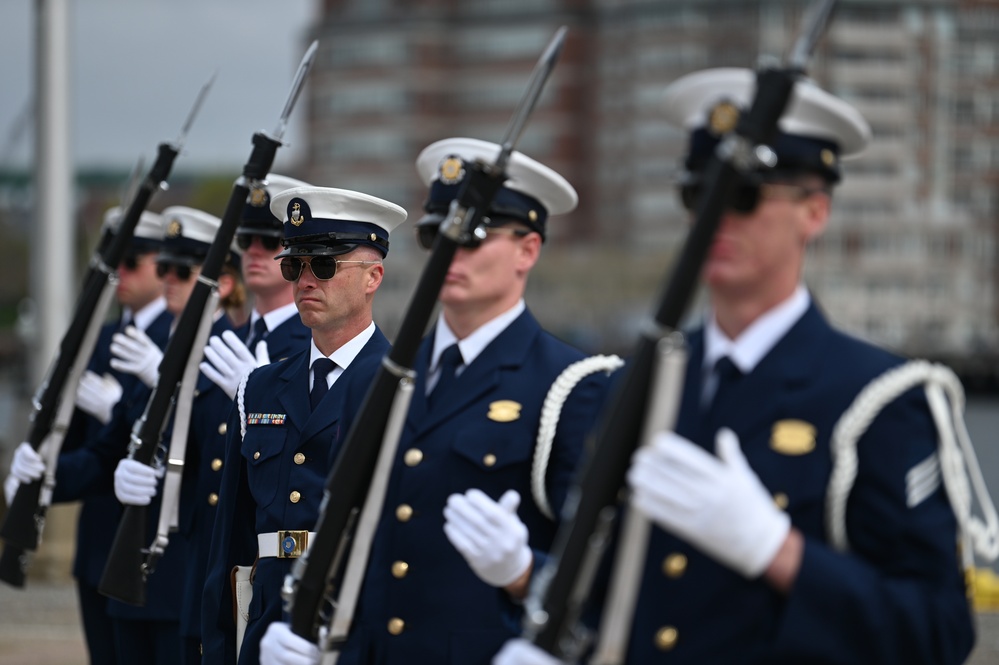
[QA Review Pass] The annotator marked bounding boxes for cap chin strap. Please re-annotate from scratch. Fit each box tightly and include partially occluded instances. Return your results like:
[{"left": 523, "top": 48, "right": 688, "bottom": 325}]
[{"left": 283, "top": 231, "right": 388, "bottom": 251}]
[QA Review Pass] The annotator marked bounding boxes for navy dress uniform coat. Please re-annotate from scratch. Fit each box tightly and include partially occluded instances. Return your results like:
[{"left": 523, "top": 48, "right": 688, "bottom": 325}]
[
  {"left": 103, "top": 314, "right": 236, "bottom": 665},
  {"left": 178, "top": 312, "right": 309, "bottom": 660},
  {"left": 53, "top": 311, "right": 173, "bottom": 664},
  {"left": 201, "top": 327, "right": 390, "bottom": 665},
  {"left": 619, "top": 303, "right": 973, "bottom": 663},
  {"left": 338, "top": 309, "right": 609, "bottom": 665}
]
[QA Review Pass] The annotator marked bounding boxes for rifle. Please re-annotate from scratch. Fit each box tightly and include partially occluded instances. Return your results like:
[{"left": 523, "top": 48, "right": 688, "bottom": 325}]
[
  {"left": 281, "top": 27, "right": 570, "bottom": 652},
  {"left": 0, "top": 77, "right": 213, "bottom": 587},
  {"left": 97, "top": 41, "right": 318, "bottom": 606},
  {"left": 519, "top": 1, "right": 838, "bottom": 659}
]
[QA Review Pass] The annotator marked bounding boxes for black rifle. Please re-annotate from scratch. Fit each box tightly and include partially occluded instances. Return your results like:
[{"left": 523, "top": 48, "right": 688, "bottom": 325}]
[
  {"left": 520, "top": 1, "right": 838, "bottom": 659},
  {"left": 96, "top": 41, "right": 318, "bottom": 607},
  {"left": 0, "top": 77, "right": 213, "bottom": 587},
  {"left": 282, "top": 27, "right": 570, "bottom": 649}
]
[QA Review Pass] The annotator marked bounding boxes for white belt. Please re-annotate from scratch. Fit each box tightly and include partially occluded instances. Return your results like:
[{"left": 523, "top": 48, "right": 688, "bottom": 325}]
[{"left": 257, "top": 530, "right": 316, "bottom": 559}]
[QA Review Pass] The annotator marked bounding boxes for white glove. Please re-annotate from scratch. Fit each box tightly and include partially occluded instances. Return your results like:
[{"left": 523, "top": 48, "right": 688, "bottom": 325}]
[
  {"left": 109, "top": 326, "right": 162, "bottom": 389},
  {"left": 9, "top": 442, "right": 45, "bottom": 483},
  {"left": 628, "top": 428, "right": 790, "bottom": 578},
  {"left": 259, "top": 621, "right": 320, "bottom": 665},
  {"left": 493, "top": 638, "right": 567, "bottom": 665},
  {"left": 4, "top": 475, "right": 19, "bottom": 506},
  {"left": 113, "top": 458, "right": 163, "bottom": 506},
  {"left": 199, "top": 330, "right": 270, "bottom": 400},
  {"left": 443, "top": 488, "right": 532, "bottom": 587},
  {"left": 75, "top": 370, "right": 123, "bottom": 425}
]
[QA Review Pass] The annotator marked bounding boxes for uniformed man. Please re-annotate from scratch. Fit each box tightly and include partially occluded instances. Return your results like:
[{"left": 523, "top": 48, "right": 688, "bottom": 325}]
[
  {"left": 259, "top": 137, "right": 612, "bottom": 665},
  {"left": 4, "top": 207, "right": 171, "bottom": 665},
  {"left": 108, "top": 205, "right": 244, "bottom": 665},
  {"left": 492, "top": 68, "right": 983, "bottom": 664},
  {"left": 200, "top": 185, "right": 407, "bottom": 665},
  {"left": 169, "top": 175, "right": 313, "bottom": 662}
]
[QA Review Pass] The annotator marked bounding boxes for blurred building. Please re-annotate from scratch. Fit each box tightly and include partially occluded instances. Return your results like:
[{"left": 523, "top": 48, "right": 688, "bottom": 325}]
[{"left": 303, "top": 0, "right": 999, "bottom": 383}]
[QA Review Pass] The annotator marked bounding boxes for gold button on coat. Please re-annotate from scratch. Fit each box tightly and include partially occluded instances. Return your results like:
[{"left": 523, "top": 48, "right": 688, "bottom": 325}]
[
  {"left": 655, "top": 626, "right": 678, "bottom": 651},
  {"left": 253, "top": 451, "right": 260, "bottom": 460},
  {"left": 290, "top": 491, "right": 301, "bottom": 503},
  {"left": 662, "top": 553, "right": 687, "bottom": 578},
  {"left": 404, "top": 448, "right": 423, "bottom": 467},
  {"left": 211, "top": 458, "right": 223, "bottom": 472},
  {"left": 391, "top": 561, "right": 409, "bottom": 578},
  {"left": 207, "top": 493, "right": 219, "bottom": 506},
  {"left": 396, "top": 504, "right": 413, "bottom": 522},
  {"left": 294, "top": 452, "right": 306, "bottom": 465},
  {"left": 387, "top": 618, "right": 405, "bottom": 635},
  {"left": 218, "top": 422, "right": 227, "bottom": 435},
  {"left": 483, "top": 453, "right": 497, "bottom": 467}
]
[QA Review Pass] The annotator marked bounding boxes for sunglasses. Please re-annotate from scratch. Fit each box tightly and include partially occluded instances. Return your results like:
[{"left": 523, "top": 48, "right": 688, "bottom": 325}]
[
  {"left": 279, "top": 256, "right": 381, "bottom": 282},
  {"left": 156, "top": 262, "right": 197, "bottom": 281},
  {"left": 119, "top": 254, "right": 143, "bottom": 271},
  {"left": 236, "top": 234, "right": 282, "bottom": 251},
  {"left": 680, "top": 181, "right": 828, "bottom": 215},
  {"left": 416, "top": 225, "right": 530, "bottom": 251}
]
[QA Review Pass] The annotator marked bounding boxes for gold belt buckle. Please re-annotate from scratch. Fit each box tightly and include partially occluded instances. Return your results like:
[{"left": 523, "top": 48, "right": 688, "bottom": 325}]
[{"left": 277, "top": 530, "right": 308, "bottom": 558}]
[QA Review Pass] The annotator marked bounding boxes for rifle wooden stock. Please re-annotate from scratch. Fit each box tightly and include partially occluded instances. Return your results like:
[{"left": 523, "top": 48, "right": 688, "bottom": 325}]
[
  {"left": 0, "top": 142, "right": 181, "bottom": 587},
  {"left": 99, "top": 133, "right": 282, "bottom": 606},
  {"left": 524, "top": 46, "right": 831, "bottom": 660}
]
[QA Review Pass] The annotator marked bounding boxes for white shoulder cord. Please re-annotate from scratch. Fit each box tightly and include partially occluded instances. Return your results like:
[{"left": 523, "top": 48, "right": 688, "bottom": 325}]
[
  {"left": 237, "top": 372, "right": 249, "bottom": 442},
  {"left": 532, "top": 354, "right": 625, "bottom": 520},
  {"left": 826, "top": 360, "right": 999, "bottom": 568}
]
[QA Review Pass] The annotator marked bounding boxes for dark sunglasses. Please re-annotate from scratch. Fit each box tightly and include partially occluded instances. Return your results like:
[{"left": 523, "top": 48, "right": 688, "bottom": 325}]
[
  {"left": 680, "top": 181, "right": 828, "bottom": 215},
  {"left": 416, "top": 224, "right": 530, "bottom": 251},
  {"left": 156, "top": 262, "right": 196, "bottom": 281},
  {"left": 236, "top": 234, "right": 282, "bottom": 251},
  {"left": 279, "top": 256, "right": 381, "bottom": 282},
  {"left": 119, "top": 254, "right": 141, "bottom": 271}
]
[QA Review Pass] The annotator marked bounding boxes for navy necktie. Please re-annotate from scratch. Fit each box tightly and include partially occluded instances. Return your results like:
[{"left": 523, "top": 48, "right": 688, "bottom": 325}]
[
  {"left": 248, "top": 317, "right": 268, "bottom": 347},
  {"left": 310, "top": 358, "right": 337, "bottom": 410},
  {"left": 707, "top": 356, "right": 742, "bottom": 413},
  {"left": 430, "top": 344, "right": 463, "bottom": 408}
]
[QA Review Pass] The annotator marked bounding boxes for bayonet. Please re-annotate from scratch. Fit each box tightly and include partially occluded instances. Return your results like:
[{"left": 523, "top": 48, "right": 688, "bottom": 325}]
[{"left": 272, "top": 40, "right": 319, "bottom": 141}]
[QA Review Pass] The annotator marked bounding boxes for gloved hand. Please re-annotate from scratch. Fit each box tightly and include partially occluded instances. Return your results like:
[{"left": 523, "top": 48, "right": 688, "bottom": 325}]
[
  {"left": 443, "top": 488, "right": 532, "bottom": 587},
  {"left": 628, "top": 428, "right": 790, "bottom": 578},
  {"left": 75, "top": 370, "right": 123, "bottom": 425},
  {"left": 493, "top": 638, "right": 568, "bottom": 665},
  {"left": 200, "top": 330, "right": 270, "bottom": 400},
  {"left": 9, "top": 442, "right": 45, "bottom": 483},
  {"left": 259, "top": 621, "right": 320, "bottom": 665},
  {"left": 110, "top": 326, "right": 162, "bottom": 389},
  {"left": 113, "top": 458, "right": 164, "bottom": 506},
  {"left": 4, "top": 475, "right": 19, "bottom": 506}
]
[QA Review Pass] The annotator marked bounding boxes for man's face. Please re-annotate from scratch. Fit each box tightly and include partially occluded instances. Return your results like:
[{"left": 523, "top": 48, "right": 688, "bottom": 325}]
[
  {"left": 438, "top": 225, "right": 538, "bottom": 317},
  {"left": 157, "top": 261, "right": 201, "bottom": 315},
  {"left": 116, "top": 251, "right": 163, "bottom": 311},
  {"left": 699, "top": 178, "right": 830, "bottom": 299},
  {"left": 291, "top": 248, "right": 383, "bottom": 334},
  {"left": 240, "top": 234, "right": 289, "bottom": 298}
]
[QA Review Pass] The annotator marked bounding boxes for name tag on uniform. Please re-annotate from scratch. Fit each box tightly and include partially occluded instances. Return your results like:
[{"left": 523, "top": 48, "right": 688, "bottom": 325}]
[
  {"left": 770, "top": 419, "right": 816, "bottom": 455},
  {"left": 246, "top": 413, "right": 286, "bottom": 425}
]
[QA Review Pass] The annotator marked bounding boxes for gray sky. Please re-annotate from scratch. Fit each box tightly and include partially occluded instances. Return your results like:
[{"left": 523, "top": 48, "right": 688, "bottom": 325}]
[{"left": 0, "top": 0, "right": 317, "bottom": 173}]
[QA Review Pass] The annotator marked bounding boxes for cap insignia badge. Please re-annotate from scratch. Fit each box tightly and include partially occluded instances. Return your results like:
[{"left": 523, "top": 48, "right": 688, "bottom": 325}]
[
  {"left": 249, "top": 184, "right": 267, "bottom": 207},
  {"left": 290, "top": 202, "right": 304, "bottom": 227},
  {"left": 487, "top": 400, "right": 522, "bottom": 423},
  {"left": 708, "top": 100, "right": 740, "bottom": 136},
  {"left": 770, "top": 419, "right": 817, "bottom": 455},
  {"left": 439, "top": 155, "right": 465, "bottom": 186},
  {"left": 166, "top": 219, "right": 182, "bottom": 238}
]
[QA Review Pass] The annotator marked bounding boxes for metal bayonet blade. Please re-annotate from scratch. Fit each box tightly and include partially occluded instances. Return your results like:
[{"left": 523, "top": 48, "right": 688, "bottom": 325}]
[
  {"left": 495, "top": 26, "right": 568, "bottom": 171},
  {"left": 788, "top": 0, "right": 836, "bottom": 70},
  {"left": 174, "top": 71, "right": 217, "bottom": 148},
  {"left": 271, "top": 40, "right": 320, "bottom": 141}
]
